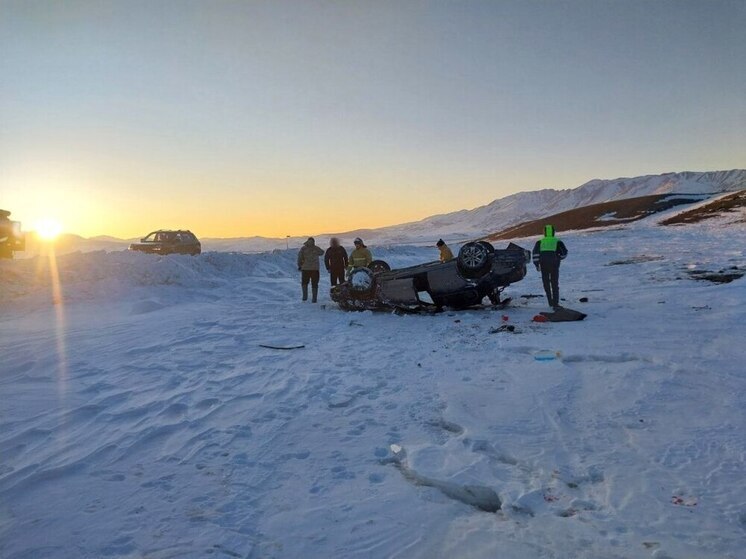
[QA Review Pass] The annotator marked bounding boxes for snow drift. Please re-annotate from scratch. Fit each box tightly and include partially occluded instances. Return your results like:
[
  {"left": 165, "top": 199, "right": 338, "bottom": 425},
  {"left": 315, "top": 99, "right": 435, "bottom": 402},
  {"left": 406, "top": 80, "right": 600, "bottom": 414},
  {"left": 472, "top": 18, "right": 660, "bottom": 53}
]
[{"left": 1, "top": 211, "right": 744, "bottom": 559}]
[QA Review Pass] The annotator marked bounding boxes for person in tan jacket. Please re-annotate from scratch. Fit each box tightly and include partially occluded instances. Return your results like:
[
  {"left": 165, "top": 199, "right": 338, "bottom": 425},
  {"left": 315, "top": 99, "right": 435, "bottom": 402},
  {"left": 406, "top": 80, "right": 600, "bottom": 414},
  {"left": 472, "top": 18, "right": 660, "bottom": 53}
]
[
  {"left": 297, "top": 237, "right": 324, "bottom": 302},
  {"left": 348, "top": 237, "right": 373, "bottom": 270},
  {"left": 436, "top": 239, "right": 454, "bottom": 262}
]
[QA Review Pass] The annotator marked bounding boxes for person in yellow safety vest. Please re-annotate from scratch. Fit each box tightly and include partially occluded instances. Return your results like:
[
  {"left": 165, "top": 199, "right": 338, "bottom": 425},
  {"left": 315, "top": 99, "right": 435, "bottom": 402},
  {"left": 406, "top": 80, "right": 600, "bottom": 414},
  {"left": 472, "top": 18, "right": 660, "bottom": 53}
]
[
  {"left": 348, "top": 237, "right": 373, "bottom": 271},
  {"left": 436, "top": 239, "right": 454, "bottom": 262},
  {"left": 532, "top": 224, "right": 568, "bottom": 309}
]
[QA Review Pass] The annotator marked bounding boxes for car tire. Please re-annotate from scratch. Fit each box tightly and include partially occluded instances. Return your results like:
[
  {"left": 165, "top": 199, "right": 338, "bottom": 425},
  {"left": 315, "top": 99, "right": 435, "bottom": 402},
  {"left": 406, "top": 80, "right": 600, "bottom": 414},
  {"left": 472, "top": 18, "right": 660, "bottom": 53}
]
[
  {"left": 477, "top": 241, "right": 495, "bottom": 253},
  {"left": 457, "top": 242, "right": 491, "bottom": 279},
  {"left": 368, "top": 260, "right": 391, "bottom": 273},
  {"left": 349, "top": 268, "right": 375, "bottom": 293}
]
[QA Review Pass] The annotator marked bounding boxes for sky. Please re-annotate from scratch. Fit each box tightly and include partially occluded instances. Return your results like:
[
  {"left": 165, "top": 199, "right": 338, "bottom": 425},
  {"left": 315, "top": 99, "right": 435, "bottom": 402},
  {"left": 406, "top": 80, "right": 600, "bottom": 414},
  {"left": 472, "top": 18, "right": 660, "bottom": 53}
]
[{"left": 1, "top": 0, "right": 744, "bottom": 239}]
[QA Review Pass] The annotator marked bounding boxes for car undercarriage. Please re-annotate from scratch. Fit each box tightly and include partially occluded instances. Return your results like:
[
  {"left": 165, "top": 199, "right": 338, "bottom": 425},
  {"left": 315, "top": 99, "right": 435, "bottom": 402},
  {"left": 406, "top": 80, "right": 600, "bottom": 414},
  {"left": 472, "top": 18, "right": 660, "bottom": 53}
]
[{"left": 331, "top": 242, "right": 531, "bottom": 312}]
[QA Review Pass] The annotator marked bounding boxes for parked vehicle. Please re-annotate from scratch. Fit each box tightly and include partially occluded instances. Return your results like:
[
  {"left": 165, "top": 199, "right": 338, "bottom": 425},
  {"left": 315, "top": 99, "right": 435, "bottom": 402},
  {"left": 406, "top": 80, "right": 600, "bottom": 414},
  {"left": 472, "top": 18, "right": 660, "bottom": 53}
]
[
  {"left": 331, "top": 241, "right": 531, "bottom": 311},
  {"left": 129, "top": 230, "right": 201, "bottom": 255},
  {"left": 0, "top": 210, "right": 25, "bottom": 259}
]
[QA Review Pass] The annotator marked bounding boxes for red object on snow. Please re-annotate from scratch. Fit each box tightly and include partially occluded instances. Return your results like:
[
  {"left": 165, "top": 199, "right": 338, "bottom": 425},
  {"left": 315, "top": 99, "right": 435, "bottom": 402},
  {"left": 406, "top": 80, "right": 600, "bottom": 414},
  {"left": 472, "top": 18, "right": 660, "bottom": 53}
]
[
  {"left": 502, "top": 315, "right": 509, "bottom": 322},
  {"left": 532, "top": 314, "right": 549, "bottom": 323},
  {"left": 671, "top": 495, "right": 697, "bottom": 507}
]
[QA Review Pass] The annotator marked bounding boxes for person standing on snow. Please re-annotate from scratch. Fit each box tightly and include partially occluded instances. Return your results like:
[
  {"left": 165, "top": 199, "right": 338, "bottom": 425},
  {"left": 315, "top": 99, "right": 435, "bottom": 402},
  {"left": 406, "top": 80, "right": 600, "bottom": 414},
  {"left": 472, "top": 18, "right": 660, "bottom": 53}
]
[
  {"left": 348, "top": 237, "right": 373, "bottom": 271},
  {"left": 297, "top": 237, "right": 324, "bottom": 303},
  {"left": 436, "top": 239, "right": 454, "bottom": 262},
  {"left": 532, "top": 224, "right": 568, "bottom": 309},
  {"left": 324, "top": 237, "right": 348, "bottom": 286}
]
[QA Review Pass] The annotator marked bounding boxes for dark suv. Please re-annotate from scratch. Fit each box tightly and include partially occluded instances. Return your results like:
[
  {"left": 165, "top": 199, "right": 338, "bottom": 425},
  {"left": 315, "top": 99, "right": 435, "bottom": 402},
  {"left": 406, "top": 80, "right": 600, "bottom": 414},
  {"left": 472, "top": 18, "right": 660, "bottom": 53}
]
[
  {"left": 331, "top": 241, "right": 531, "bottom": 311},
  {"left": 129, "top": 230, "right": 201, "bottom": 256}
]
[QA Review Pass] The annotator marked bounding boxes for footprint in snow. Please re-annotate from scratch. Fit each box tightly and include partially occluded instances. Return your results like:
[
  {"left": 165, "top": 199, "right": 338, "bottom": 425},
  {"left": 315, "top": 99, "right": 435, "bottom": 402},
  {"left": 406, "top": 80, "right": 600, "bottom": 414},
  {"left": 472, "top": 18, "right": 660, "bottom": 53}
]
[{"left": 385, "top": 445, "right": 502, "bottom": 513}]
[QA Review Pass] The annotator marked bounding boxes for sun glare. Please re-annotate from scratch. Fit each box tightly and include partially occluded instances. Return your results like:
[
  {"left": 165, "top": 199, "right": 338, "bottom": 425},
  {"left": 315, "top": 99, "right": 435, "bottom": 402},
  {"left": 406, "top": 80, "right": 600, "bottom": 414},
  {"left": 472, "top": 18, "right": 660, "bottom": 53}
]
[{"left": 35, "top": 218, "right": 63, "bottom": 241}]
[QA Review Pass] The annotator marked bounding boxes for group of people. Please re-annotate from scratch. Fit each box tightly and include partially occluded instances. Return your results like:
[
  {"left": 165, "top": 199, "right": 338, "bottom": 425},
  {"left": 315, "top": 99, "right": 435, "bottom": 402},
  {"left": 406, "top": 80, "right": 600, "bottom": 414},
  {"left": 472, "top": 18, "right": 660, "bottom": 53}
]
[
  {"left": 296, "top": 236, "right": 372, "bottom": 303},
  {"left": 297, "top": 226, "right": 569, "bottom": 309}
]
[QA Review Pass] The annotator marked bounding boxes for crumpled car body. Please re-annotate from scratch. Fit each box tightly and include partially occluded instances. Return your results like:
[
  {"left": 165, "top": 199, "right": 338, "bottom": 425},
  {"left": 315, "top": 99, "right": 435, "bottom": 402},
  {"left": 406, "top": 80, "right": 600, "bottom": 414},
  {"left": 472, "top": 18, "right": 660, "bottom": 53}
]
[{"left": 331, "top": 242, "right": 531, "bottom": 312}]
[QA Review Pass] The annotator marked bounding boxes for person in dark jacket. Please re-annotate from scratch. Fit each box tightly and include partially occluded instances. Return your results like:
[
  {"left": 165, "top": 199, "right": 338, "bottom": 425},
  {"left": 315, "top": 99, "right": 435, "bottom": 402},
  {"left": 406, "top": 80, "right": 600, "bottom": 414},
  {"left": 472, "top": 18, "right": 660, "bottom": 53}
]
[
  {"left": 532, "top": 224, "right": 568, "bottom": 309},
  {"left": 324, "top": 237, "right": 348, "bottom": 286},
  {"left": 297, "top": 237, "right": 324, "bottom": 302}
]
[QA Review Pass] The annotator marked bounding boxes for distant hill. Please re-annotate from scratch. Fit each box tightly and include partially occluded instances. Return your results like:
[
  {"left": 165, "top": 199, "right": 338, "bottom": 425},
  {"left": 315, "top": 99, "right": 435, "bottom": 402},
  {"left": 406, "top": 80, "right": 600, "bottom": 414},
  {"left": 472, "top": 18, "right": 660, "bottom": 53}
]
[
  {"left": 352, "top": 169, "right": 746, "bottom": 244},
  {"left": 208, "top": 169, "right": 745, "bottom": 248},
  {"left": 660, "top": 190, "right": 746, "bottom": 226},
  {"left": 483, "top": 194, "right": 712, "bottom": 241}
]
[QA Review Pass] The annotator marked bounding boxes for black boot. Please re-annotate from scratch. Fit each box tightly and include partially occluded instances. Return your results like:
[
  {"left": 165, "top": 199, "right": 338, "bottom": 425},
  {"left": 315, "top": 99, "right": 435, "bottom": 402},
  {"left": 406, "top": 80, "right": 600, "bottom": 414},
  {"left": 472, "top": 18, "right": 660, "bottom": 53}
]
[
  {"left": 302, "top": 284, "right": 308, "bottom": 301},
  {"left": 312, "top": 286, "right": 318, "bottom": 303}
]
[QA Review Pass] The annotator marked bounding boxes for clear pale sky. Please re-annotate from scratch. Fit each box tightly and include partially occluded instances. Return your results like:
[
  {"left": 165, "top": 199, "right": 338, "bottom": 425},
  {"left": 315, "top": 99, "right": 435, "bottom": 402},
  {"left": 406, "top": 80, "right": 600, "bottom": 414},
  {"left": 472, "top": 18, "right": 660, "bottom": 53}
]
[{"left": 1, "top": 0, "right": 744, "bottom": 238}]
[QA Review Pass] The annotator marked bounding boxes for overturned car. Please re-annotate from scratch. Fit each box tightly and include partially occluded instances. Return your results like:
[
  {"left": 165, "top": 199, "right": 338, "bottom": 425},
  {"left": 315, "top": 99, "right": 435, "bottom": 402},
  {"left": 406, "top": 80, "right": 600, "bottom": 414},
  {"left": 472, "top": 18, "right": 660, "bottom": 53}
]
[{"left": 331, "top": 241, "right": 531, "bottom": 312}]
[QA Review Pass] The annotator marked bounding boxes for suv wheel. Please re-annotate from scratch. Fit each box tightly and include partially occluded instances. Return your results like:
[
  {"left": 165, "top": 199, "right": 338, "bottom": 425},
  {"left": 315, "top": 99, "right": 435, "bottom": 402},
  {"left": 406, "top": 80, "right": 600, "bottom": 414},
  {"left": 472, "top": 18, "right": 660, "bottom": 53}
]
[
  {"left": 368, "top": 260, "right": 390, "bottom": 273},
  {"left": 458, "top": 242, "right": 490, "bottom": 278},
  {"left": 349, "top": 268, "right": 375, "bottom": 293},
  {"left": 477, "top": 241, "right": 495, "bottom": 253}
]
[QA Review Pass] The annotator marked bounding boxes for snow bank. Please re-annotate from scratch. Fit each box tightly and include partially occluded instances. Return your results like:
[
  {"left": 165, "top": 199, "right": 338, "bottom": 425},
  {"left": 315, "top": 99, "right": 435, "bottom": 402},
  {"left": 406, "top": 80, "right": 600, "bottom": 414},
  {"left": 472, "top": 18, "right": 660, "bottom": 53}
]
[
  {"left": 0, "top": 250, "right": 288, "bottom": 304},
  {"left": 0, "top": 246, "right": 447, "bottom": 307},
  {"left": 1, "top": 222, "right": 744, "bottom": 559}
]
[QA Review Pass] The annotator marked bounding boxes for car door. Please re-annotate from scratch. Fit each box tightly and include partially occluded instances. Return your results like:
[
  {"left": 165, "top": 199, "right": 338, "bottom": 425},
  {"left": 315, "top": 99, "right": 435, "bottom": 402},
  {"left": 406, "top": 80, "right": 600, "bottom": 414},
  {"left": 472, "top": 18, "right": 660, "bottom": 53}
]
[
  {"left": 159, "top": 232, "right": 176, "bottom": 254},
  {"left": 177, "top": 233, "right": 194, "bottom": 254},
  {"left": 184, "top": 232, "right": 199, "bottom": 254},
  {"left": 169, "top": 233, "right": 183, "bottom": 254}
]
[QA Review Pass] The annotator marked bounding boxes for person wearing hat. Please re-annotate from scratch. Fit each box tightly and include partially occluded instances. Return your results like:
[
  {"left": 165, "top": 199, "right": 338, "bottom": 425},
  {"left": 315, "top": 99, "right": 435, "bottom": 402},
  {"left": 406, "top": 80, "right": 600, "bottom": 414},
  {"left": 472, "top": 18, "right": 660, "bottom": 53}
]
[
  {"left": 297, "top": 237, "right": 324, "bottom": 302},
  {"left": 324, "top": 237, "right": 348, "bottom": 286},
  {"left": 348, "top": 237, "right": 373, "bottom": 271},
  {"left": 436, "top": 239, "right": 454, "bottom": 262},
  {"left": 532, "top": 224, "right": 568, "bottom": 309}
]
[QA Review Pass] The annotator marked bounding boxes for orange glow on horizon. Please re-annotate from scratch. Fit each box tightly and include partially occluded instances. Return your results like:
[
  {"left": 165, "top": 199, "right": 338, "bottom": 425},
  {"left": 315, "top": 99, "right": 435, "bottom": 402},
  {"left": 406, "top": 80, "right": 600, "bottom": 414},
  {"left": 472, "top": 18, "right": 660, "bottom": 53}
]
[{"left": 5, "top": 180, "right": 477, "bottom": 240}]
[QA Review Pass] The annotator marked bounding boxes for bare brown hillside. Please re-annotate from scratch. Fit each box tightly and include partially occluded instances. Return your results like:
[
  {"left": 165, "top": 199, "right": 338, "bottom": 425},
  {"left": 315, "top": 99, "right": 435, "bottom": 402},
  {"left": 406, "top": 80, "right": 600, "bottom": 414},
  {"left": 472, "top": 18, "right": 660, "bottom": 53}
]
[
  {"left": 484, "top": 194, "right": 707, "bottom": 241},
  {"left": 661, "top": 190, "right": 746, "bottom": 225}
]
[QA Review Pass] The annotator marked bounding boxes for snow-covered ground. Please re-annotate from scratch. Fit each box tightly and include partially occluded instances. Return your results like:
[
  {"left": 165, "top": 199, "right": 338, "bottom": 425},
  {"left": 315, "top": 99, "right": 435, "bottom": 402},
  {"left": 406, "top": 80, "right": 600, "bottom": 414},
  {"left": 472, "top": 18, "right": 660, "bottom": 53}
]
[{"left": 1, "top": 216, "right": 744, "bottom": 559}]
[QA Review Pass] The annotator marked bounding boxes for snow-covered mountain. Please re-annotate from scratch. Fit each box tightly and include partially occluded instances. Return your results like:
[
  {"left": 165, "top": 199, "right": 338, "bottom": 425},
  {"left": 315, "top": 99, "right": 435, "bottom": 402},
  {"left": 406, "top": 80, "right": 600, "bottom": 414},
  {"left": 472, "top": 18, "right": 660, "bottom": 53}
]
[
  {"left": 354, "top": 169, "right": 746, "bottom": 244},
  {"left": 218, "top": 169, "right": 744, "bottom": 248}
]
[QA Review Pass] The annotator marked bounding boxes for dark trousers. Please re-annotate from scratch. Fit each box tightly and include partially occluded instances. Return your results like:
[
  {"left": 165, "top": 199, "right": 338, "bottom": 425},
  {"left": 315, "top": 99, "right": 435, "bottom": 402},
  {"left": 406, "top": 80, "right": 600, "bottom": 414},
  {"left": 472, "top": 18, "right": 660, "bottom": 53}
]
[
  {"left": 329, "top": 268, "right": 345, "bottom": 286},
  {"left": 301, "top": 270, "right": 320, "bottom": 288},
  {"left": 541, "top": 263, "right": 560, "bottom": 307},
  {"left": 301, "top": 270, "right": 320, "bottom": 302}
]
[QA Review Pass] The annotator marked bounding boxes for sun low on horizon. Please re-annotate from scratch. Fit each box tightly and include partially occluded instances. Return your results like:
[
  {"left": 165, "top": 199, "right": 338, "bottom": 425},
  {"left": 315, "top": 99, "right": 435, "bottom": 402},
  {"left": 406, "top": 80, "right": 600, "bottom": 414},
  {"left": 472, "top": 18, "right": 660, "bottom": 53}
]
[
  {"left": 33, "top": 217, "right": 64, "bottom": 241},
  {"left": 1, "top": 1, "right": 744, "bottom": 239}
]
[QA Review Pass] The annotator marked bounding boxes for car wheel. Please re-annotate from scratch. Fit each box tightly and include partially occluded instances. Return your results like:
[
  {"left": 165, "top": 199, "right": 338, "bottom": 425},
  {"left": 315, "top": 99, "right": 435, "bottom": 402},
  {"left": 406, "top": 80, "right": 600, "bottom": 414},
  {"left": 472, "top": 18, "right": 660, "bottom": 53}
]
[
  {"left": 349, "top": 268, "right": 375, "bottom": 293},
  {"left": 477, "top": 241, "right": 495, "bottom": 253},
  {"left": 368, "top": 260, "right": 391, "bottom": 273},
  {"left": 457, "top": 242, "right": 490, "bottom": 278}
]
